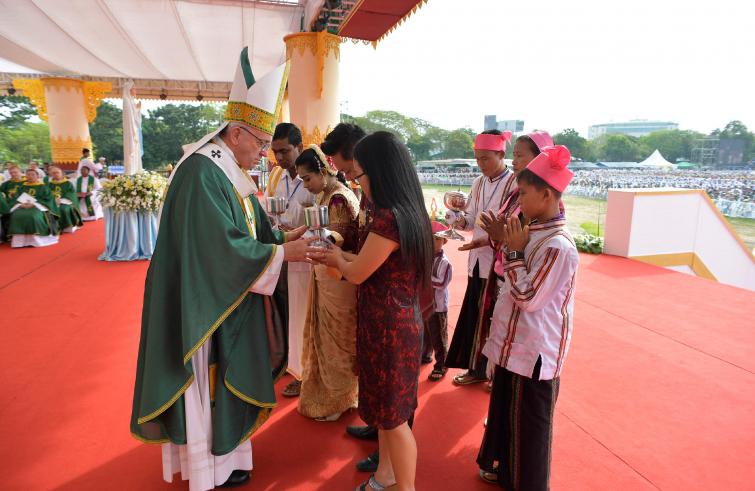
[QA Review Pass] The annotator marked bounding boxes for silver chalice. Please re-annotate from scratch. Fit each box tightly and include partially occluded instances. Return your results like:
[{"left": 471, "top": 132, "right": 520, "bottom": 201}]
[
  {"left": 304, "top": 205, "right": 331, "bottom": 248},
  {"left": 265, "top": 196, "right": 288, "bottom": 228},
  {"left": 441, "top": 191, "right": 468, "bottom": 241}
]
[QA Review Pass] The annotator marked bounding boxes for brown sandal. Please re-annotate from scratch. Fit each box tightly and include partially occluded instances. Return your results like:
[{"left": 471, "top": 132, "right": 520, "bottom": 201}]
[
  {"left": 281, "top": 379, "right": 301, "bottom": 397},
  {"left": 355, "top": 474, "right": 396, "bottom": 490}
]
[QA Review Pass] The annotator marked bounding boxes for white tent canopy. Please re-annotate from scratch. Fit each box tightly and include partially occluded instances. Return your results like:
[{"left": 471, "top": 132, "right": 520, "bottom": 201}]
[
  {"left": 0, "top": 0, "right": 312, "bottom": 84},
  {"left": 639, "top": 149, "right": 675, "bottom": 169}
]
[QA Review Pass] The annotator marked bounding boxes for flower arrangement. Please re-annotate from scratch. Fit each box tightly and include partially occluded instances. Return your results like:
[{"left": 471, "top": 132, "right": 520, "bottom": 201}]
[
  {"left": 98, "top": 171, "right": 167, "bottom": 213},
  {"left": 574, "top": 234, "right": 604, "bottom": 254}
]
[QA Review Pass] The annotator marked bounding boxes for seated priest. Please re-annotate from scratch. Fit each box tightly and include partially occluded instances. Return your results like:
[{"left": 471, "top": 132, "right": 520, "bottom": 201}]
[
  {"left": 0, "top": 164, "right": 26, "bottom": 239},
  {"left": 0, "top": 164, "right": 26, "bottom": 199},
  {"left": 0, "top": 190, "right": 8, "bottom": 242},
  {"left": 49, "top": 166, "right": 83, "bottom": 233},
  {"left": 76, "top": 164, "right": 104, "bottom": 221},
  {"left": 8, "top": 168, "right": 60, "bottom": 248}
]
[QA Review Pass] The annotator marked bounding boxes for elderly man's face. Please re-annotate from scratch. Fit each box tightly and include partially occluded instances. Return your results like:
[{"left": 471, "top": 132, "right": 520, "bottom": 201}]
[
  {"left": 9, "top": 167, "right": 22, "bottom": 180},
  {"left": 225, "top": 125, "right": 271, "bottom": 170},
  {"left": 50, "top": 167, "right": 63, "bottom": 180}
]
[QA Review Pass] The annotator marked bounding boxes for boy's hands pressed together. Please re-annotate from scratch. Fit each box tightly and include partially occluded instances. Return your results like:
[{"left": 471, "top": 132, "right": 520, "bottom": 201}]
[
  {"left": 503, "top": 216, "right": 529, "bottom": 252},
  {"left": 479, "top": 210, "right": 506, "bottom": 243}
]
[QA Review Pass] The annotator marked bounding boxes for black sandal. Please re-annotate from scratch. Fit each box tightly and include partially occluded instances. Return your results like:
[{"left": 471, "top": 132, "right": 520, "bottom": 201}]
[
  {"left": 479, "top": 468, "right": 498, "bottom": 484},
  {"left": 428, "top": 367, "right": 448, "bottom": 381}
]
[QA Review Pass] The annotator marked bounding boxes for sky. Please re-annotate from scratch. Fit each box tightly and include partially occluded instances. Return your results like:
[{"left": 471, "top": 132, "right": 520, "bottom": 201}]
[
  {"left": 2, "top": 0, "right": 753, "bottom": 137},
  {"left": 337, "top": 0, "right": 755, "bottom": 136}
]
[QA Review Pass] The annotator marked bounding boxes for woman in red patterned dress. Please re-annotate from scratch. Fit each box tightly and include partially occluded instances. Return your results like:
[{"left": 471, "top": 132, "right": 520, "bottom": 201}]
[{"left": 308, "top": 131, "right": 433, "bottom": 491}]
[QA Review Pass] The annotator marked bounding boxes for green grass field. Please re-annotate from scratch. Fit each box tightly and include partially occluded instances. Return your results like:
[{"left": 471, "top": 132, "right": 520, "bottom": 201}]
[{"left": 421, "top": 183, "right": 755, "bottom": 250}]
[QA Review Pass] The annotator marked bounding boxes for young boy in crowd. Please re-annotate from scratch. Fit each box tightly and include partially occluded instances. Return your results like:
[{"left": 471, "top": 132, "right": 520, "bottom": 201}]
[
  {"left": 423, "top": 221, "right": 454, "bottom": 381},
  {"left": 476, "top": 145, "right": 579, "bottom": 490}
]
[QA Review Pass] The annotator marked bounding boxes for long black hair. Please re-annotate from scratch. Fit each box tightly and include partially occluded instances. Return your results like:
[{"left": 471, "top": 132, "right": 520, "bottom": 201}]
[
  {"left": 321, "top": 123, "right": 366, "bottom": 159},
  {"left": 294, "top": 148, "right": 347, "bottom": 185},
  {"left": 354, "top": 131, "right": 433, "bottom": 285}
]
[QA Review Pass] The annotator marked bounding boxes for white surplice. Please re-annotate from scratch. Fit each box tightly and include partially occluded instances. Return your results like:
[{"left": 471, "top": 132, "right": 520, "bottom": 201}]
[{"left": 161, "top": 339, "right": 253, "bottom": 491}]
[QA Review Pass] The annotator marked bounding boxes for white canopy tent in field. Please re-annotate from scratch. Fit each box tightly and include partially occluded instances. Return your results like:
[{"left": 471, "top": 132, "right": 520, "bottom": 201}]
[{"left": 639, "top": 149, "right": 675, "bottom": 169}]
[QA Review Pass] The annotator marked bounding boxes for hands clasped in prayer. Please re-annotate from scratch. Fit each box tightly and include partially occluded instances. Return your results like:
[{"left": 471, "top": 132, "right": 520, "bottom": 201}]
[
  {"left": 479, "top": 212, "right": 529, "bottom": 251},
  {"left": 449, "top": 211, "right": 530, "bottom": 252}
]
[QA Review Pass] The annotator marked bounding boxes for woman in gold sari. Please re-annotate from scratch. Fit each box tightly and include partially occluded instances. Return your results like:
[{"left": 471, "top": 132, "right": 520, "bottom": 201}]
[{"left": 296, "top": 145, "right": 360, "bottom": 422}]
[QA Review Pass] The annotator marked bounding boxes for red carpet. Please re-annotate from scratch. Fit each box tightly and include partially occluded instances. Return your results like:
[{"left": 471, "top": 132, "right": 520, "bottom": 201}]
[{"left": 1, "top": 222, "right": 753, "bottom": 490}]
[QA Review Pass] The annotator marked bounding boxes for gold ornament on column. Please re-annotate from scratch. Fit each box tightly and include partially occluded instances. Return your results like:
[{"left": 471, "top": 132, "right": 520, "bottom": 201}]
[
  {"left": 285, "top": 31, "right": 341, "bottom": 97},
  {"left": 301, "top": 125, "right": 333, "bottom": 148},
  {"left": 50, "top": 136, "right": 94, "bottom": 163},
  {"left": 12, "top": 78, "right": 111, "bottom": 167},
  {"left": 12, "top": 79, "right": 47, "bottom": 120},
  {"left": 83, "top": 82, "right": 112, "bottom": 122}
]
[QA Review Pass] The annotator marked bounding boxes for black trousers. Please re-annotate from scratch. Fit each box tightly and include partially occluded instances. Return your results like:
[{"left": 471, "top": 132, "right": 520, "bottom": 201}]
[
  {"left": 477, "top": 359, "right": 560, "bottom": 491},
  {"left": 446, "top": 263, "right": 488, "bottom": 377},
  {"left": 422, "top": 311, "right": 448, "bottom": 370}
]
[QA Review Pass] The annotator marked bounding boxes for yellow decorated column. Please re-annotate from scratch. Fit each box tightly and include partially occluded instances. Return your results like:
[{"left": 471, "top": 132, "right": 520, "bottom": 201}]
[
  {"left": 283, "top": 31, "right": 341, "bottom": 147},
  {"left": 13, "top": 78, "right": 111, "bottom": 171}
]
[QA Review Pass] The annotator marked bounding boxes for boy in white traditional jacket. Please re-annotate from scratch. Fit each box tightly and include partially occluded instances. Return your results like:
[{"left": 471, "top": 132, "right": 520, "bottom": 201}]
[{"left": 476, "top": 145, "right": 578, "bottom": 491}]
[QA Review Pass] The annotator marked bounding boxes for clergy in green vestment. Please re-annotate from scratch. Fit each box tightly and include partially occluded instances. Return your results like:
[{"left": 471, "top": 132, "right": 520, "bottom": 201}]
[
  {"left": 130, "top": 50, "right": 310, "bottom": 490},
  {"left": 0, "top": 191, "right": 8, "bottom": 215},
  {"left": 0, "top": 165, "right": 26, "bottom": 202},
  {"left": 48, "top": 166, "right": 83, "bottom": 233},
  {"left": 8, "top": 168, "right": 60, "bottom": 248}
]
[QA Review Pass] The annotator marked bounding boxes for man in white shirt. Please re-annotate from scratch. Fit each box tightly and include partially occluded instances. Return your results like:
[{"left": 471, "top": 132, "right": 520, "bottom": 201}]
[
  {"left": 445, "top": 130, "right": 516, "bottom": 386},
  {"left": 268, "top": 123, "right": 316, "bottom": 398},
  {"left": 76, "top": 148, "right": 102, "bottom": 177}
]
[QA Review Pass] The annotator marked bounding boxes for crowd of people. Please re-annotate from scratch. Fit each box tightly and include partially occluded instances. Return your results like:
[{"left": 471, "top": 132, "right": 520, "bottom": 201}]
[
  {"left": 0, "top": 149, "right": 105, "bottom": 248},
  {"left": 419, "top": 167, "right": 755, "bottom": 219},
  {"left": 419, "top": 171, "right": 482, "bottom": 185},
  {"left": 568, "top": 169, "right": 755, "bottom": 218},
  {"left": 128, "top": 49, "right": 581, "bottom": 491}
]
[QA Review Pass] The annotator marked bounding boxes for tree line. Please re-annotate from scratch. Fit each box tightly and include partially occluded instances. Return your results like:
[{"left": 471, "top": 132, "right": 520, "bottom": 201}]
[
  {"left": 553, "top": 122, "right": 753, "bottom": 163},
  {"left": 1, "top": 95, "right": 752, "bottom": 167}
]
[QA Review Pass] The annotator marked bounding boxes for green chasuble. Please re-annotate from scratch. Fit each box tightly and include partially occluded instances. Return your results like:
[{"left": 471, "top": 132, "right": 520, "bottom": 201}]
[
  {"left": 0, "top": 178, "right": 26, "bottom": 202},
  {"left": 8, "top": 182, "right": 60, "bottom": 236},
  {"left": 49, "top": 179, "right": 83, "bottom": 229},
  {"left": 131, "top": 153, "right": 287, "bottom": 455},
  {"left": 0, "top": 191, "right": 8, "bottom": 215}
]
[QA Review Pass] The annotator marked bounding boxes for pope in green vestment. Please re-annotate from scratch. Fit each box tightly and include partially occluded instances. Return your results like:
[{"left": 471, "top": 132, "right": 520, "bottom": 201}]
[
  {"left": 131, "top": 151, "right": 290, "bottom": 454},
  {"left": 131, "top": 50, "right": 306, "bottom": 491},
  {"left": 131, "top": 53, "right": 299, "bottom": 472},
  {"left": 48, "top": 168, "right": 83, "bottom": 231}
]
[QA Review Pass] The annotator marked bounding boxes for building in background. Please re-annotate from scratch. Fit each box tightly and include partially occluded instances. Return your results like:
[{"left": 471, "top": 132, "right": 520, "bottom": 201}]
[
  {"left": 484, "top": 115, "right": 524, "bottom": 133},
  {"left": 588, "top": 120, "right": 678, "bottom": 139}
]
